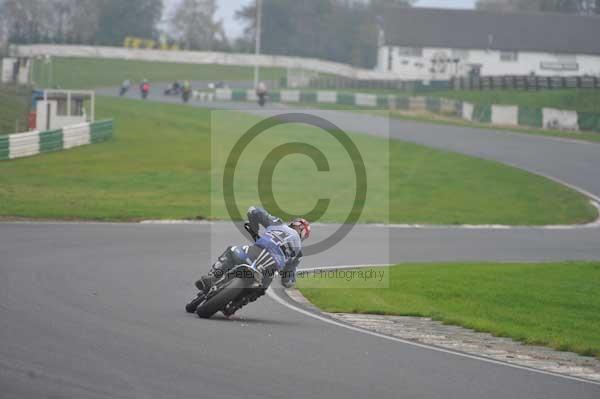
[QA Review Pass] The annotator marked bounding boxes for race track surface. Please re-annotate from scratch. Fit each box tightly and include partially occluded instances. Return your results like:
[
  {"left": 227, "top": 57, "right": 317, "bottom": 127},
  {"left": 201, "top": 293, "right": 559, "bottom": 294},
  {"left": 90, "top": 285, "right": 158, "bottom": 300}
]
[{"left": 2, "top": 90, "right": 600, "bottom": 398}]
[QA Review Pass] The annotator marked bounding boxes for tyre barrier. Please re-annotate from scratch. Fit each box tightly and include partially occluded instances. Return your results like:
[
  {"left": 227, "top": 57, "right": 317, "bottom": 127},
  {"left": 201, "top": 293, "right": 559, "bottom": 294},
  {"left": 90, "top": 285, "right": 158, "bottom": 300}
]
[{"left": 0, "top": 120, "right": 113, "bottom": 161}]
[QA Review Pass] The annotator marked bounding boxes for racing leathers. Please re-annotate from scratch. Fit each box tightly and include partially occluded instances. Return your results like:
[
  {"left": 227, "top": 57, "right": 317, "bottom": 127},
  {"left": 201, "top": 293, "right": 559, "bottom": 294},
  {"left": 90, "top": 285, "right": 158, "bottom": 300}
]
[
  {"left": 247, "top": 206, "right": 302, "bottom": 288},
  {"left": 195, "top": 207, "right": 303, "bottom": 294}
]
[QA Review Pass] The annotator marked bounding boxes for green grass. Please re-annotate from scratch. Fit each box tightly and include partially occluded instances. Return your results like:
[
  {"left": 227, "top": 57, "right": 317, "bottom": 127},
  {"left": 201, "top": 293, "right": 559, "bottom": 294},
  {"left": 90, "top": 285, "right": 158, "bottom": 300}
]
[
  {"left": 0, "top": 96, "right": 595, "bottom": 224},
  {"left": 426, "top": 89, "right": 600, "bottom": 114},
  {"left": 0, "top": 85, "right": 31, "bottom": 135},
  {"left": 32, "top": 57, "right": 287, "bottom": 89},
  {"left": 297, "top": 262, "right": 600, "bottom": 359}
]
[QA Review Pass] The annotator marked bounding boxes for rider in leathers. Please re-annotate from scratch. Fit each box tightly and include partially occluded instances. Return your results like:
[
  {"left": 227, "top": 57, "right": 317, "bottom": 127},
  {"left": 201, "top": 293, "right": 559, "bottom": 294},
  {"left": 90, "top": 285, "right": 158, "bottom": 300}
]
[{"left": 195, "top": 207, "right": 311, "bottom": 297}]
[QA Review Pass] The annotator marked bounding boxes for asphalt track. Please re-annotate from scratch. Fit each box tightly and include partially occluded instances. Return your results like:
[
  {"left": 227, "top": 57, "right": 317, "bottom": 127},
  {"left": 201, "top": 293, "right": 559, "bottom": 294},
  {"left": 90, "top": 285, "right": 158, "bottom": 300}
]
[{"left": 2, "top": 90, "right": 600, "bottom": 398}]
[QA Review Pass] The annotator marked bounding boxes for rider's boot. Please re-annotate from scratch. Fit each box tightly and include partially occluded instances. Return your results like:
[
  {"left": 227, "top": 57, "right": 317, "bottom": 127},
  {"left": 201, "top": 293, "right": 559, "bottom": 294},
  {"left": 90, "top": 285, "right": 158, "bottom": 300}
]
[
  {"left": 194, "top": 255, "right": 229, "bottom": 293},
  {"left": 195, "top": 275, "right": 214, "bottom": 294}
]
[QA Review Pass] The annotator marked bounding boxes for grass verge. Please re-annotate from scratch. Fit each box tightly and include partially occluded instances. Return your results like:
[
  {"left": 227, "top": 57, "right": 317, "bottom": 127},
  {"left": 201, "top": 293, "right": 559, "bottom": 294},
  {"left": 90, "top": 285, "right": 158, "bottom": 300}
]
[
  {"left": 32, "top": 57, "right": 287, "bottom": 89},
  {"left": 297, "top": 262, "right": 600, "bottom": 359},
  {"left": 0, "top": 96, "right": 595, "bottom": 224}
]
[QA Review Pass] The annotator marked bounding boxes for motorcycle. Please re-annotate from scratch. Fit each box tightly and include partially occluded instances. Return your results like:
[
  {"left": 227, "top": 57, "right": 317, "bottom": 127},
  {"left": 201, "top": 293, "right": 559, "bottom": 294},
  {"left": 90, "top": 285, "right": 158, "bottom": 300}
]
[
  {"left": 140, "top": 82, "right": 150, "bottom": 99},
  {"left": 257, "top": 92, "right": 267, "bottom": 107},
  {"left": 182, "top": 88, "right": 191, "bottom": 103},
  {"left": 164, "top": 85, "right": 182, "bottom": 96},
  {"left": 185, "top": 224, "right": 274, "bottom": 318}
]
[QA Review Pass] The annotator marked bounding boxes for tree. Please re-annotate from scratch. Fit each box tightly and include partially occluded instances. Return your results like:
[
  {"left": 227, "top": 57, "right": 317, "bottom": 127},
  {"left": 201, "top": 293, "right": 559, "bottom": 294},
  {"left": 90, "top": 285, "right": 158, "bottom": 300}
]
[
  {"left": 1, "top": 0, "right": 166, "bottom": 46},
  {"left": 1, "top": 0, "right": 52, "bottom": 44},
  {"left": 234, "top": 2, "right": 257, "bottom": 43},
  {"left": 49, "top": 0, "right": 100, "bottom": 44},
  {"left": 96, "top": 0, "right": 163, "bottom": 45},
  {"left": 475, "top": 0, "right": 519, "bottom": 11},
  {"left": 476, "top": 0, "right": 599, "bottom": 14},
  {"left": 234, "top": 0, "right": 412, "bottom": 68},
  {"left": 170, "top": 0, "right": 226, "bottom": 50},
  {"left": 370, "top": 0, "right": 415, "bottom": 11}
]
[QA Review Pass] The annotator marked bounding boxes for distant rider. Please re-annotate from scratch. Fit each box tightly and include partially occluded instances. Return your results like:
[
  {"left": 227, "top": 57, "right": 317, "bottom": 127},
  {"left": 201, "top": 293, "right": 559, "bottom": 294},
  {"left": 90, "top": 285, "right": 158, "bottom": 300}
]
[
  {"left": 119, "top": 79, "right": 131, "bottom": 96},
  {"left": 195, "top": 207, "right": 311, "bottom": 297},
  {"left": 182, "top": 80, "right": 192, "bottom": 102},
  {"left": 140, "top": 79, "right": 150, "bottom": 98},
  {"left": 256, "top": 81, "right": 268, "bottom": 106}
]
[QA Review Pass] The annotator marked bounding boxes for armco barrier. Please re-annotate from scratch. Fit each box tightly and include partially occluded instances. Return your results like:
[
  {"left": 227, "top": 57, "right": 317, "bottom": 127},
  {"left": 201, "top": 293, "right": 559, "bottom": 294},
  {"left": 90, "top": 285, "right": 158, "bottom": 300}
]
[
  {"left": 491, "top": 105, "right": 519, "bottom": 127},
  {"left": 543, "top": 108, "right": 579, "bottom": 131},
  {"left": 425, "top": 97, "right": 441, "bottom": 114},
  {"left": 462, "top": 102, "right": 474, "bottom": 121},
  {"left": 300, "top": 91, "right": 318, "bottom": 104},
  {"left": 317, "top": 91, "right": 337, "bottom": 104},
  {"left": 0, "top": 120, "right": 113, "bottom": 161},
  {"left": 518, "top": 107, "right": 544, "bottom": 128},
  {"left": 355, "top": 93, "right": 377, "bottom": 107},
  {"left": 578, "top": 112, "right": 600, "bottom": 132},
  {"left": 395, "top": 96, "right": 410, "bottom": 110},
  {"left": 472, "top": 104, "right": 492, "bottom": 123},
  {"left": 281, "top": 90, "right": 300, "bottom": 103},
  {"left": 90, "top": 120, "right": 113, "bottom": 143},
  {"left": 0, "top": 136, "right": 9, "bottom": 160},
  {"left": 201, "top": 89, "right": 600, "bottom": 134}
]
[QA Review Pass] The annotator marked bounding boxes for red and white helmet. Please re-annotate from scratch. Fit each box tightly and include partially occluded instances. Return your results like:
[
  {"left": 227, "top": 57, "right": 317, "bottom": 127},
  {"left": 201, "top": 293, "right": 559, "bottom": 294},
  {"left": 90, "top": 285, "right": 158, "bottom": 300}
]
[{"left": 289, "top": 218, "right": 311, "bottom": 241}]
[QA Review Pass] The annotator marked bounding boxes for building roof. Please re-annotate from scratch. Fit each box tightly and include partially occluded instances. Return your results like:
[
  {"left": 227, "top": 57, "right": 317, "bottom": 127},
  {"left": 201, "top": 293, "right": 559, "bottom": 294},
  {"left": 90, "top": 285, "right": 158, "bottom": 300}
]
[{"left": 381, "top": 7, "right": 600, "bottom": 56}]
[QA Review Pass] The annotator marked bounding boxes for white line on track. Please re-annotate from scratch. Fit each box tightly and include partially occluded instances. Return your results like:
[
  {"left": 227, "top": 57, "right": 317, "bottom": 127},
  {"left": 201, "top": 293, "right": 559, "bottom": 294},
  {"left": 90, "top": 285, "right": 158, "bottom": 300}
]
[
  {"left": 141, "top": 200, "right": 600, "bottom": 230},
  {"left": 266, "top": 265, "right": 600, "bottom": 387}
]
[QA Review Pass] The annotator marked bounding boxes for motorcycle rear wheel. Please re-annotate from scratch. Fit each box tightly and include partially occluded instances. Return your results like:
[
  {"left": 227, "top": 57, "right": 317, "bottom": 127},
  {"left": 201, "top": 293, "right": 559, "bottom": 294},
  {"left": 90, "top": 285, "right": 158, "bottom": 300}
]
[{"left": 195, "top": 278, "right": 250, "bottom": 319}]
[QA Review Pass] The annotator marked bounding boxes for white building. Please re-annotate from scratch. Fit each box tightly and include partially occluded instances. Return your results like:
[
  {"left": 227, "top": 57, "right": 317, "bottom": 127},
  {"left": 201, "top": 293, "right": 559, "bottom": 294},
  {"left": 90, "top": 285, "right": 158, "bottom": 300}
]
[{"left": 376, "top": 7, "right": 600, "bottom": 80}]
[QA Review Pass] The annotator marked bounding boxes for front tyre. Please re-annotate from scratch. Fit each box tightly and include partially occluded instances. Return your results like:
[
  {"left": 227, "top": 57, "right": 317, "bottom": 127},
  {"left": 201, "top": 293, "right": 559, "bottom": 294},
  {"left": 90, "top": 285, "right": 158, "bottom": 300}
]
[{"left": 185, "top": 293, "right": 206, "bottom": 313}]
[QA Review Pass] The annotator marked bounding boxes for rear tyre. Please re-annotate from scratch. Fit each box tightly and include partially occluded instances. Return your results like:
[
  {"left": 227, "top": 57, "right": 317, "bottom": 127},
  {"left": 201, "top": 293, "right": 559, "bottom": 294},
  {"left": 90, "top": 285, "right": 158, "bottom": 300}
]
[{"left": 196, "top": 278, "right": 250, "bottom": 319}]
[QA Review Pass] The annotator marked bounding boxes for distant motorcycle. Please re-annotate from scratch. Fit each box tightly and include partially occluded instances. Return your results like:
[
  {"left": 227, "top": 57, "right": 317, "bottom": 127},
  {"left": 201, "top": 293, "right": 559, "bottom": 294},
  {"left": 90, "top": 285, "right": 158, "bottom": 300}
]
[
  {"left": 140, "top": 82, "right": 150, "bottom": 100},
  {"left": 164, "top": 83, "right": 182, "bottom": 96},
  {"left": 256, "top": 82, "right": 268, "bottom": 107},
  {"left": 182, "top": 88, "right": 191, "bottom": 103},
  {"left": 257, "top": 92, "right": 267, "bottom": 107},
  {"left": 185, "top": 224, "right": 272, "bottom": 318}
]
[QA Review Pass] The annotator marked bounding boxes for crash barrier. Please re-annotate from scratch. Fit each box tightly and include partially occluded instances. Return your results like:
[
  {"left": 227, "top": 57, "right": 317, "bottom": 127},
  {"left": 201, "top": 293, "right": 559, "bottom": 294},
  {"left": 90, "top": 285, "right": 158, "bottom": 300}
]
[
  {"left": 0, "top": 120, "right": 113, "bottom": 161},
  {"left": 209, "top": 89, "right": 600, "bottom": 134}
]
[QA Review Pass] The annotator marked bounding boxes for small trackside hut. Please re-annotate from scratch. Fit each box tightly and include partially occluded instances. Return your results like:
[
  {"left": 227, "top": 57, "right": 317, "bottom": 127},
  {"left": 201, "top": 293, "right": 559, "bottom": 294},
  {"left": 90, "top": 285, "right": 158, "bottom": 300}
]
[{"left": 29, "top": 90, "right": 95, "bottom": 131}]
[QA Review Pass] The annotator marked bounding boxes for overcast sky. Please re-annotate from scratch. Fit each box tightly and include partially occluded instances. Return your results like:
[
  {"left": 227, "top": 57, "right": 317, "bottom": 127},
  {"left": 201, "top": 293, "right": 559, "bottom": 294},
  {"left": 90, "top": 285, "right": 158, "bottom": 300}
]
[{"left": 164, "top": 0, "right": 477, "bottom": 39}]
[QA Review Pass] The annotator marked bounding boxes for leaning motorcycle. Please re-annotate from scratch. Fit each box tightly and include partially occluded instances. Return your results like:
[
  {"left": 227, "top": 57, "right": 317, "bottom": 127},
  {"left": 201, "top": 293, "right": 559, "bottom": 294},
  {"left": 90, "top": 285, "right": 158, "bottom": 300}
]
[{"left": 185, "top": 224, "right": 274, "bottom": 318}]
